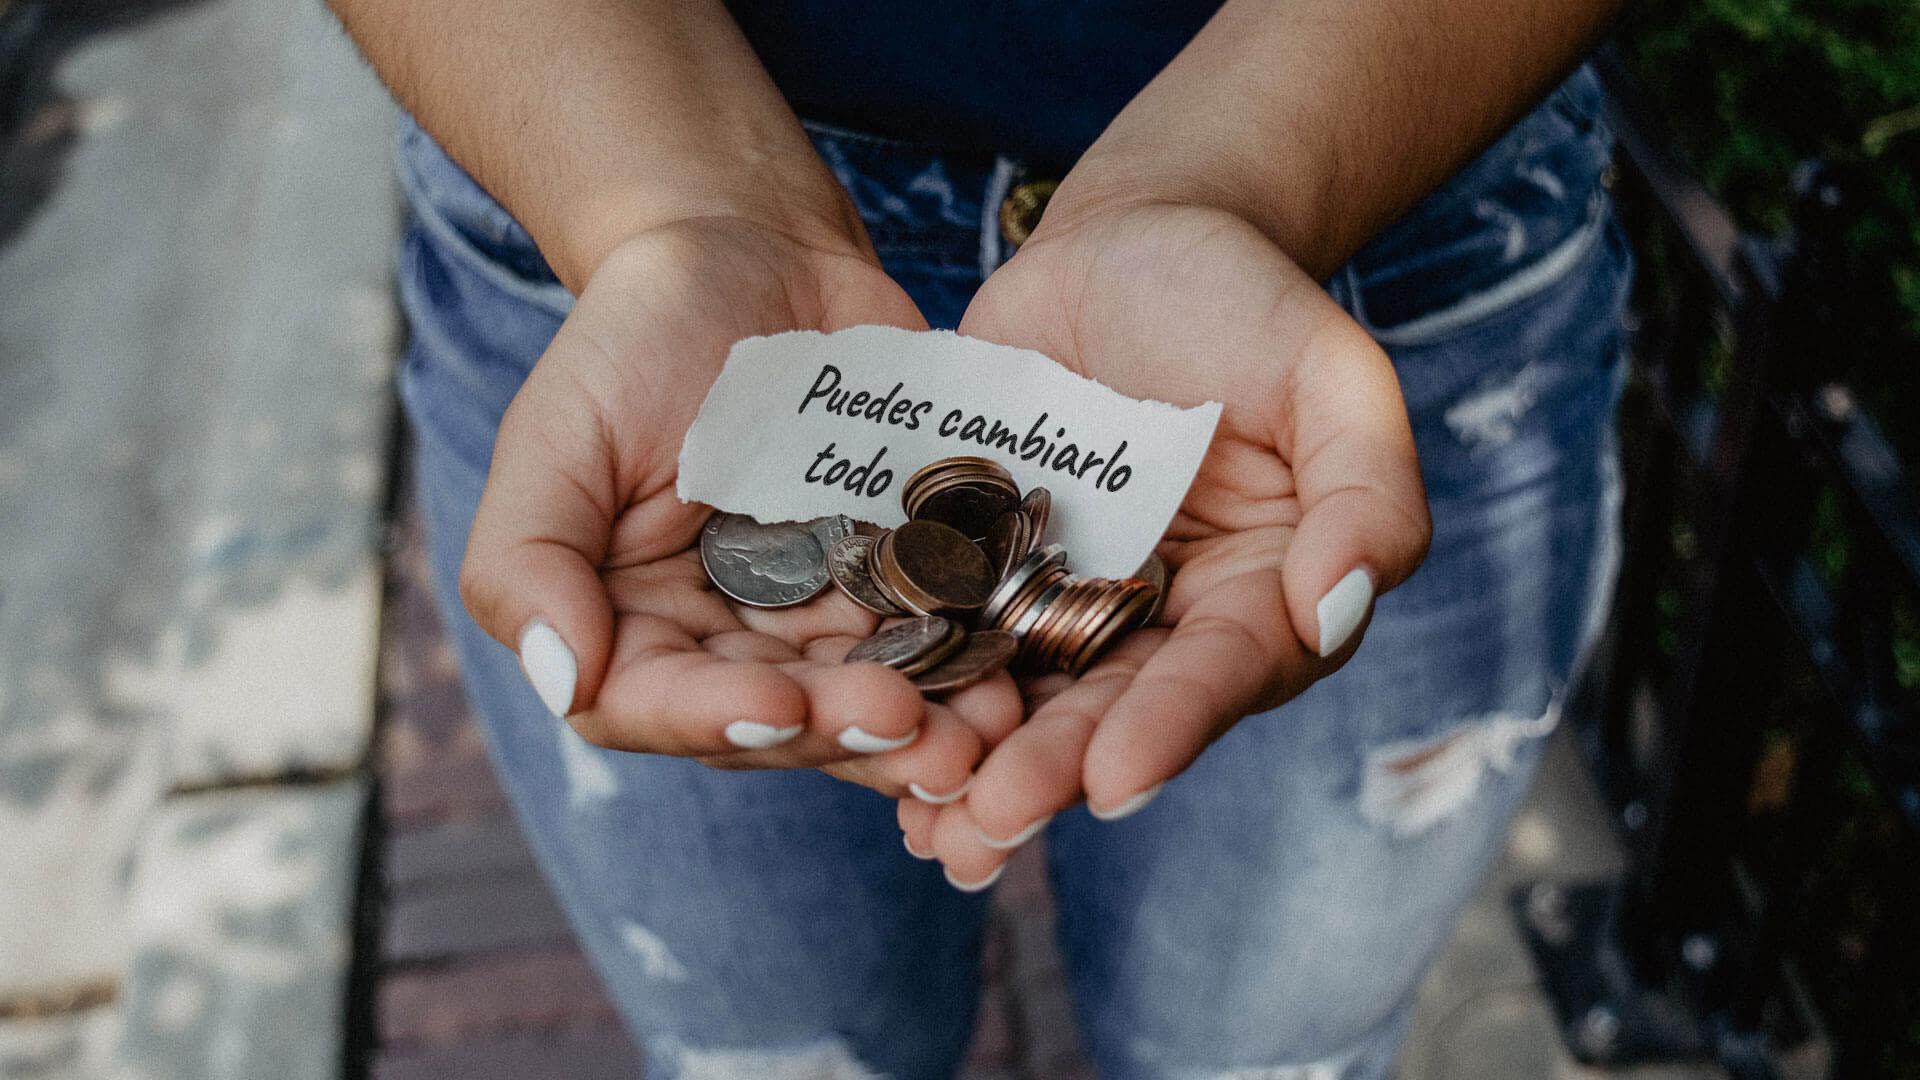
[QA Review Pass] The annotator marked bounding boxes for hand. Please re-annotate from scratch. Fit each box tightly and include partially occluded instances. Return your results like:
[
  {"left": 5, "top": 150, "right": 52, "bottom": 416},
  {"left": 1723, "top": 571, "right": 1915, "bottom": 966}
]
[
  {"left": 458, "top": 218, "right": 1023, "bottom": 798},
  {"left": 898, "top": 202, "right": 1431, "bottom": 884}
]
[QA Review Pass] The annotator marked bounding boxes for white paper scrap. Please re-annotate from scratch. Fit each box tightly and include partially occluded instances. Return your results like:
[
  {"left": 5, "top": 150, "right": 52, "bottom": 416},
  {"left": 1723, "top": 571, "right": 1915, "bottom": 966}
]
[{"left": 677, "top": 325, "right": 1222, "bottom": 579}]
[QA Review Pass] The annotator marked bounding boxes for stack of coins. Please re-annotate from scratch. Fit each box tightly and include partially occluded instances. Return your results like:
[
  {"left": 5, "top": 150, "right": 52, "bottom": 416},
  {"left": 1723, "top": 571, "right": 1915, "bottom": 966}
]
[
  {"left": 698, "top": 456, "right": 1167, "bottom": 696},
  {"left": 981, "top": 546, "right": 1159, "bottom": 675},
  {"left": 900, "top": 458, "right": 1019, "bottom": 542}
]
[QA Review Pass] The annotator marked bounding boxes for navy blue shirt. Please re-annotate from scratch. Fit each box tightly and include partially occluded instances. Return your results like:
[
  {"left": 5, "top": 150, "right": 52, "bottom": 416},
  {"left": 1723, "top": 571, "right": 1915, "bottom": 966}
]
[{"left": 725, "top": 3, "right": 1222, "bottom": 171}]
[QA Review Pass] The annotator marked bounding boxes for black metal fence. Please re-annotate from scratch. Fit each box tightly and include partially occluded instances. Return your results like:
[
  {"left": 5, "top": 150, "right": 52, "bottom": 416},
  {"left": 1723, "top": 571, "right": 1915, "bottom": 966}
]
[{"left": 1514, "top": 47, "right": 1920, "bottom": 1080}]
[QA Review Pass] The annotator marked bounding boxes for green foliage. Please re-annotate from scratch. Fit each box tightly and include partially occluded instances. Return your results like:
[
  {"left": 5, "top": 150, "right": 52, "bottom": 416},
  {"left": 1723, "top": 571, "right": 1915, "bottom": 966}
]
[{"left": 1617, "top": 0, "right": 1920, "bottom": 447}]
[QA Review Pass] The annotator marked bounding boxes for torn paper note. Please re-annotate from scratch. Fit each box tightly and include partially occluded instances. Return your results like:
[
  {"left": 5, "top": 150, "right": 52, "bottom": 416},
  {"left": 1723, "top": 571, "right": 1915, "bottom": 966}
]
[{"left": 677, "top": 325, "right": 1222, "bottom": 579}]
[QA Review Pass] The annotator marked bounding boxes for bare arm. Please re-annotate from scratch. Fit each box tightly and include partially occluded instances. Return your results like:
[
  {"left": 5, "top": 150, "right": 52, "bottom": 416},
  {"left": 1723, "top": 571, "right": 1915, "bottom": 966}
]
[
  {"left": 1042, "top": 0, "right": 1625, "bottom": 278},
  {"left": 326, "top": 0, "right": 865, "bottom": 291}
]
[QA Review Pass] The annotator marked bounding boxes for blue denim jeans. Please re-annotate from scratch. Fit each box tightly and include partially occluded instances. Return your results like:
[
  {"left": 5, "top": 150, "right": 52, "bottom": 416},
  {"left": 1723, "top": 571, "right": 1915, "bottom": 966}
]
[{"left": 395, "top": 65, "right": 1630, "bottom": 1080}]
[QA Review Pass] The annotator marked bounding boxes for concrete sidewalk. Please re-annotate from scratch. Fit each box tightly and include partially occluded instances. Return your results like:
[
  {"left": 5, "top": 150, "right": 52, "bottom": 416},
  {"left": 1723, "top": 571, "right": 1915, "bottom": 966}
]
[{"left": 0, "top": 0, "right": 395, "bottom": 1074}]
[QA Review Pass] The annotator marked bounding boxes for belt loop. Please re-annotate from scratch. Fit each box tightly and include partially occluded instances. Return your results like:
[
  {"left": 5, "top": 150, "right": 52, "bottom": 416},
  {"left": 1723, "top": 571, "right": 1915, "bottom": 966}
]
[{"left": 979, "top": 155, "right": 1021, "bottom": 278}]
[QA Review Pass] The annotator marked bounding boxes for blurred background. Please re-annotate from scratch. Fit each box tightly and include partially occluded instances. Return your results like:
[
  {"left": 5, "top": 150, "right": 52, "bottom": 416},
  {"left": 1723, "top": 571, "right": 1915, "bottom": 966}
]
[{"left": 0, "top": 1, "right": 1913, "bottom": 1078}]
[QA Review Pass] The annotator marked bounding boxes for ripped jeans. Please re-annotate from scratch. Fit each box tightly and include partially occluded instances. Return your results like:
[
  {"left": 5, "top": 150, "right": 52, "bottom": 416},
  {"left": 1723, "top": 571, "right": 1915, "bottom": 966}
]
[{"left": 394, "top": 65, "right": 1630, "bottom": 1080}]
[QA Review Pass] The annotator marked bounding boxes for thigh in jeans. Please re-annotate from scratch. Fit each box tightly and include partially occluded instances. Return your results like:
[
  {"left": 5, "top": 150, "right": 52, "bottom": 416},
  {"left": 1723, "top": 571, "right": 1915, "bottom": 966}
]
[
  {"left": 392, "top": 115, "right": 1000, "bottom": 1080},
  {"left": 1045, "top": 68, "right": 1632, "bottom": 1080}
]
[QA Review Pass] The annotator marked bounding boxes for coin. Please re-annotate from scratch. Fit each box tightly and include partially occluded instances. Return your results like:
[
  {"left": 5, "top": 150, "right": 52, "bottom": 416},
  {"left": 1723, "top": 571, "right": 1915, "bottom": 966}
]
[
  {"left": 1135, "top": 552, "right": 1168, "bottom": 625},
  {"left": 827, "top": 534, "right": 905, "bottom": 616},
  {"left": 879, "top": 519, "right": 995, "bottom": 617},
  {"left": 912, "top": 479, "right": 1019, "bottom": 542},
  {"left": 700, "top": 512, "right": 850, "bottom": 608},
  {"left": 985, "top": 510, "right": 1033, "bottom": 582},
  {"left": 844, "top": 616, "right": 964, "bottom": 676},
  {"left": 1019, "top": 487, "right": 1051, "bottom": 551},
  {"left": 1067, "top": 583, "right": 1157, "bottom": 676},
  {"left": 982, "top": 544, "right": 1068, "bottom": 627},
  {"left": 912, "top": 629, "right": 1018, "bottom": 694}
]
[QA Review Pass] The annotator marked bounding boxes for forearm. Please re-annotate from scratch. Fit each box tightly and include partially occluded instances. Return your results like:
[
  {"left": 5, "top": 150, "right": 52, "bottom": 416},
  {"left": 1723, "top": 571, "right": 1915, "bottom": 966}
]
[
  {"left": 329, "top": 0, "right": 863, "bottom": 291},
  {"left": 1041, "top": 0, "right": 1624, "bottom": 279}
]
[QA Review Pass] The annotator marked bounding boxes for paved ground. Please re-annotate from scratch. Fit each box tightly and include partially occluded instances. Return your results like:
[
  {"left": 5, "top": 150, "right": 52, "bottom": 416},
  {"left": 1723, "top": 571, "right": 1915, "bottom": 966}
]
[{"left": 0, "top": 0, "right": 394, "bottom": 1074}]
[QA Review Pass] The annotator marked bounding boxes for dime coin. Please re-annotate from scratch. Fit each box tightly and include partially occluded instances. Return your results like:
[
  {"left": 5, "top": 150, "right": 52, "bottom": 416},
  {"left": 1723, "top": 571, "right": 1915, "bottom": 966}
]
[
  {"left": 700, "top": 512, "right": 843, "bottom": 608},
  {"left": 827, "top": 534, "right": 905, "bottom": 616},
  {"left": 913, "top": 629, "right": 1019, "bottom": 694},
  {"left": 883, "top": 519, "right": 995, "bottom": 617},
  {"left": 982, "top": 544, "right": 1068, "bottom": 627},
  {"left": 844, "top": 616, "right": 964, "bottom": 676},
  {"left": 1135, "top": 552, "right": 1168, "bottom": 625}
]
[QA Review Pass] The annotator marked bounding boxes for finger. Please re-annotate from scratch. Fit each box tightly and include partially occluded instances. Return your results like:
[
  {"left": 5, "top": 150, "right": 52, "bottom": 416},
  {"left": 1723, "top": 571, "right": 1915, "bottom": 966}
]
[
  {"left": 780, "top": 651, "right": 929, "bottom": 760},
  {"left": 934, "top": 670, "right": 1025, "bottom": 750},
  {"left": 819, "top": 701, "right": 982, "bottom": 800},
  {"left": 459, "top": 366, "right": 633, "bottom": 718},
  {"left": 1278, "top": 313, "right": 1431, "bottom": 657},
  {"left": 572, "top": 613, "right": 810, "bottom": 754},
  {"left": 898, "top": 798, "right": 938, "bottom": 860},
  {"left": 963, "top": 633, "right": 1150, "bottom": 838},
  {"left": 1082, "top": 570, "right": 1322, "bottom": 811},
  {"left": 929, "top": 801, "right": 1012, "bottom": 892}
]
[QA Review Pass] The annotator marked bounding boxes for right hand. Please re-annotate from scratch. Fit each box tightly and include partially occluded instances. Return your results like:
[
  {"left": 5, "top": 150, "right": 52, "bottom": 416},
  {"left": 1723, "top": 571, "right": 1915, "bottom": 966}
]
[{"left": 458, "top": 217, "right": 1022, "bottom": 800}]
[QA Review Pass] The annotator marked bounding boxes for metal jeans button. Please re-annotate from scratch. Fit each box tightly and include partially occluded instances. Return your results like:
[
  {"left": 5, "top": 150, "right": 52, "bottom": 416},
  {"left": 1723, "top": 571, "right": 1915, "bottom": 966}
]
[{"left": 999, "top": 180, "right": 1058, "bottom": 246}]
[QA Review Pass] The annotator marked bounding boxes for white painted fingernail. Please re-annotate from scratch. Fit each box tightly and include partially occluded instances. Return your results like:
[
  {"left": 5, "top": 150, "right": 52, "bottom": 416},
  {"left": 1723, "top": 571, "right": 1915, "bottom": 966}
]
[
  {"left": 945, "top": 864, "right": 1005, "bottom": 893},
  {"left": 977, "top": 815, "right": 1051, "bottom": 850},
  {"left": 1315, "top": 568, "right": 1374, "bottom": 656},
  {"left": 518, "top": 621, "right": 577, "bottom": 718},
  {"left": 1091, "top": 782, "right": 1163, "bottom": 822},
  {"left": 903, "top": 833, "right": 934, "bottom": 860},
  {"left": 838, "top": 725, "right": 919, "bottom": 753},
  {"left": 908, "top": 777, "right": 972, "bottom": 804},
  {"left": 724, "top": 720, "right": 803, "bottom": 749}
]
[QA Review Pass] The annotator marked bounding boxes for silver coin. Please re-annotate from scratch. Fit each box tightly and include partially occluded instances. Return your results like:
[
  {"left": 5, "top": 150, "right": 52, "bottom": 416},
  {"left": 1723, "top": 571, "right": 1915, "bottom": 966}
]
[
  {"left": 827, "top": 534, "right": 905, "bottom": 616},
  {"left": 699, "top": 512, "right": 846, "bottom": 608},
  {"left": 1136, "top": 551, "right": 1168, "bottom": 625},
  {"left": 845, "top": 616, "right": 961, "bottom": 675},
  {"left": 981, "top": 543, "right": 1068, "bottom": 627}
]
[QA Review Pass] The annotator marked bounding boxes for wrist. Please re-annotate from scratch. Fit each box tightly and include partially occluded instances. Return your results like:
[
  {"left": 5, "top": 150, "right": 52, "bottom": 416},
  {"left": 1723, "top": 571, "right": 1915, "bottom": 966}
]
[
  {"left": 540, "top": 141, "right": 876, "bottom": 292},
  {"left": 1032, "top": 144, "right": 1338, "bottom": 279}
]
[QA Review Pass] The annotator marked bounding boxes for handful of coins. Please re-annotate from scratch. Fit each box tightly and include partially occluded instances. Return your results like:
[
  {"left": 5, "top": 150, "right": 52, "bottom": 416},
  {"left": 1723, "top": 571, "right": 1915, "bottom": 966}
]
[{"left": 699, "top": 456, "right": 1165, "bottom": 696}]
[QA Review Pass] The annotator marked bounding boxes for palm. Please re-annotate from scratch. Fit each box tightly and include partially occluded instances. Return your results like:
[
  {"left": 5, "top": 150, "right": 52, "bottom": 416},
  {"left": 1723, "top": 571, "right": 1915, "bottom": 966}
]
[
  {"left": 903, "top": 204, "right": 1428, "bottom": 873},
  {"left": 467, "top": 219, "right": 1020, "bottom": 791}
]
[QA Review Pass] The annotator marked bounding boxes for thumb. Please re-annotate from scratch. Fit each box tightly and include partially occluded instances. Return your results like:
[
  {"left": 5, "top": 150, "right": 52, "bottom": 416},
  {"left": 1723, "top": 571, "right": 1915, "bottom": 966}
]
[
  {"left": 458, "top": 373, "right": 621, "bottom": 719},
  {"left": 1280, "top": 317, "right": 1431, "bottom": 658}
]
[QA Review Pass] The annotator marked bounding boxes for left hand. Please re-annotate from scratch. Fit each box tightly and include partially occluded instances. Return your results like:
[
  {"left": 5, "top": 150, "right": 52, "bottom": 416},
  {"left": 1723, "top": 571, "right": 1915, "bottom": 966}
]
[{"left": 898, "top": 201, "right": 1432, "bottom": 885}]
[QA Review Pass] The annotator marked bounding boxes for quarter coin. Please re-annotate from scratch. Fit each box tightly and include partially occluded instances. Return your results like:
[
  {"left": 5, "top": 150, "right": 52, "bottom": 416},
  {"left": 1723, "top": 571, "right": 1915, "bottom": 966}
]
[
  {"left": 700, "top": 512, "right": 839, "bottom": 608},
  {"left": 913, "top": 629, "right": 1019, "bottom": 694}
]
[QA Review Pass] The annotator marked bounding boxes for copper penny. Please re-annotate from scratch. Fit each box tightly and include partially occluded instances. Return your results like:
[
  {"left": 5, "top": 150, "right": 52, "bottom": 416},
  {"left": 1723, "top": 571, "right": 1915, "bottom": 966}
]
[
  {"left": 887, "top": 519, "right": 995, "bottom": 616},
  {"left": 1019, "top": 487, "right": 1051, "bottom": 551},
  {"left": 912, "top": 629, "right": 1019, "bottom": 694},
  {"left": 985, "top": 510, "right": 1033, "bottom": 582}
]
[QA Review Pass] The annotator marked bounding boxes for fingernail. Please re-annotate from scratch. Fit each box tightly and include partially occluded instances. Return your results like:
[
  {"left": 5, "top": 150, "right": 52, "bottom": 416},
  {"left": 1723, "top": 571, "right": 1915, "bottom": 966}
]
[
  {"left": 908, "top": 777, "right": 972, "bottom": 804},
  {"left": 518, "top": 620, "right": 577, "bottom": 718},
  {"left": 724, "top": 720, "right": 804, "bottom": 749},
  {"left": 945, "top": 864, "right": 1005, "bottom": 893},
  {"left": 903, "top": 833, "right": 934, "bottom": 860},
  {"left": 977, "top": 815, "right": 1051, "bottom": 850},
  {"left": 1315, "top": 568, "right": 1374, "bottom": 656},
  {"left": 838, "top": 725, "right": 919, "bottom": 753},
  {"left": 1090, "top": 782, "right": 1163, "bottom": 822}
]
